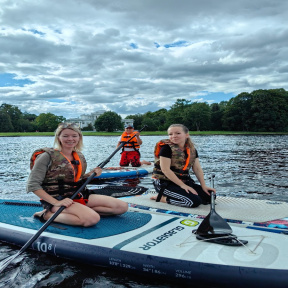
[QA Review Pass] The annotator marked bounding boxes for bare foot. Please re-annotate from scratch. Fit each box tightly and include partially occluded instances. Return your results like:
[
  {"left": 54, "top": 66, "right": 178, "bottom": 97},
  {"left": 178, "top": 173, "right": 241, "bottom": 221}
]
[
  {"left": 33, "top": 209, "right": 52, "bottom": 221},
  {"left": 33, "top": 210, "right": 46, "bottom": 218},
  {"left": 150, "top": 195, "right": 167, "bottom": 203},
  {"left": 141, "top": 160, "right": 152, "bottom": 165}
]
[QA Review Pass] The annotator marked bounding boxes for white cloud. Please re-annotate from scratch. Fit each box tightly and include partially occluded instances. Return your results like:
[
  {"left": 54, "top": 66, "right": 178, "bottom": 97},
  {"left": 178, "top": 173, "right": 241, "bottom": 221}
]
[{"left": 0, "top": 0, "right": 288, "bottom": 119}]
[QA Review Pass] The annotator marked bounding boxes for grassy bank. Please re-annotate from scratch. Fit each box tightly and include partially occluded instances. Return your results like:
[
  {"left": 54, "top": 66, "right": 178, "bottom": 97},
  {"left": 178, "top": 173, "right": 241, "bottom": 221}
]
[{"left": 0, "top": 131, "right": 287, "bottom": 137}]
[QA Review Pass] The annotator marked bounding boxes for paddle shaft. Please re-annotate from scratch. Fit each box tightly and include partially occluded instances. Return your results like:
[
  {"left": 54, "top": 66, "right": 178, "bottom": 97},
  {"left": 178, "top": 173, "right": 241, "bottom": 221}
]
[{"left": 0, "top": 125, "right": 147, "bottom": 273}]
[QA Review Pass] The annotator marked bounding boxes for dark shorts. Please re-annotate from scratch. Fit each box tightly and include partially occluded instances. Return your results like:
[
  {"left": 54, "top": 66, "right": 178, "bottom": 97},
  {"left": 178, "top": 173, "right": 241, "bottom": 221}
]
[{"left": 40, "top": 193, "right": 89, "bottom": 211}]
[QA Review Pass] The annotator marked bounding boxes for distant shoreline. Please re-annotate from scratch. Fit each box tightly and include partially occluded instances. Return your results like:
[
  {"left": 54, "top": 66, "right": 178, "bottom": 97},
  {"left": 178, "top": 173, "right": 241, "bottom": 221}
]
[{"left": 0, "top": 131, "right": 287, "bottom": 137}]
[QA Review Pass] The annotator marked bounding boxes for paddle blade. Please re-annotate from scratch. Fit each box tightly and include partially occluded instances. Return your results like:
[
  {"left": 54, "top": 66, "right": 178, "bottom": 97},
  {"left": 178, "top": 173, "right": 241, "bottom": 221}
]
[
  {"left": 0, "top": 253, "right": 19, "bottom": 273},
  {"left": 196, "top": 192, "right": 233, "bottom": 236}
]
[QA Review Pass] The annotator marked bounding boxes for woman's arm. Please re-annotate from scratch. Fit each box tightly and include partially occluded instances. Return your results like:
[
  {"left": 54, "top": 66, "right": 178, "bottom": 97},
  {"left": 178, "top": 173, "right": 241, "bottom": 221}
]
[
  {"left": 27, "top": 153, "right": 74, "bottom": 207},
  {"left": 33, "top": 188, "right": 73, "bottom": 207}
]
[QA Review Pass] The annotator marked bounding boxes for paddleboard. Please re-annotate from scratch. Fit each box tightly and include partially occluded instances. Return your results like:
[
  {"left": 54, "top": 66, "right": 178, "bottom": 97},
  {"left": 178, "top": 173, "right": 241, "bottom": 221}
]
[
  {"left": 121, "top": 191, "right": 288, "bottom": 233},
  {"left": 94, "top": 164, "right": 153, "bottom": 179},
  {"left": 0, "top": 198, "right": 287, "bottom": 287}
]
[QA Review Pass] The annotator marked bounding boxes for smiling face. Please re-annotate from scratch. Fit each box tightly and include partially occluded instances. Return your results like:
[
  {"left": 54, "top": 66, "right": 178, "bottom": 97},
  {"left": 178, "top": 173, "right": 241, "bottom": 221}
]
[
  {"left": 168, "top": 126, "right": 189, "bottom": 147},
  {"left": 58, "top": 128, "right": 80, "bottom": 150}
]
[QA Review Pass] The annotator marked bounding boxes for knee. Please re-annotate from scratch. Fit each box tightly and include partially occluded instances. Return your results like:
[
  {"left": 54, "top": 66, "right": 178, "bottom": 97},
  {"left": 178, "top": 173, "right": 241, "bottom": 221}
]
[
  {"left": 82, "top": 213, "right": 100, "bottom": 227},
  {"left": 191, "top": 197, "right": 202, "bottom": 208},
  {"left": 117, "top": 201, "right": 128, "bottom": 214}
]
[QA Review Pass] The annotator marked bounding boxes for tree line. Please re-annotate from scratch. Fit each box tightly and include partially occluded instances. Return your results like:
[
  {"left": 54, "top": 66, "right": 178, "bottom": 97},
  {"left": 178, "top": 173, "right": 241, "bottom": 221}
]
[
  {"left": 1, "top": 88, "right": 288, "bottom": 132},
  {"left": 128, "top": 88, "right": 288, "bottom": 132}
]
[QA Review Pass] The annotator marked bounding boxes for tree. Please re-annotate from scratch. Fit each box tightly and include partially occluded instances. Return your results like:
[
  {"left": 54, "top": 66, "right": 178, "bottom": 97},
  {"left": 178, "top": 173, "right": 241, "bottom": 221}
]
[
  {"left": 94, "top": 111, "right": 122, "bottom": 132},
  {"left": 250, "top": 89, "right": 288, "bottom": 132},
  {"left": 35, "top": 113, "right": 66, "bottom": 132},
  {"left": 82, "top": 123, "right": 94, "bottom": 131},
  {"left": 125, "top": 114, "right": 144, "bottom": 130},
  {"left": 0, "top": 103, "right": 23, "bottom": 132},
  {"left": 183, "top": 102, "right": 211, "bottom": 131},
  {"left": 210, "top": 102, "right": 226, "bottom": 131},
  {"left": 222, "top": 92, "right": 252, "bottom": 131},
  {"left": 0, "top": 110, "right": 13, "bottom": 132},
  {"left": 166, "top": 99, "right": 191, "bottom": 125}
]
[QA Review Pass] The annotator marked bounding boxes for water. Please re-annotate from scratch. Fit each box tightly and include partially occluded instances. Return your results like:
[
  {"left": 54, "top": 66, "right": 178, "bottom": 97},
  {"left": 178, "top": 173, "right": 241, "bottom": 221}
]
[{"left": 0, "top": 135, "right": 287, "bottom": 287}]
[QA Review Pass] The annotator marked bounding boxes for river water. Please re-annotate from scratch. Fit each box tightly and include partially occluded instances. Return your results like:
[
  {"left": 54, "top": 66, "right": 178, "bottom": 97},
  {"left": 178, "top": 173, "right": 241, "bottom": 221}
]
[{"left": 0, "top": 135, "right": 287, "bottom": 287}]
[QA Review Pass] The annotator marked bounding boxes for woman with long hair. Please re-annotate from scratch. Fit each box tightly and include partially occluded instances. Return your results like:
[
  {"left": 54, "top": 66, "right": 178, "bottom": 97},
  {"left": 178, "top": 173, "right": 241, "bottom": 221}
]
[{"left": 151, "top": 124, "right": 215, "bottom": 208}]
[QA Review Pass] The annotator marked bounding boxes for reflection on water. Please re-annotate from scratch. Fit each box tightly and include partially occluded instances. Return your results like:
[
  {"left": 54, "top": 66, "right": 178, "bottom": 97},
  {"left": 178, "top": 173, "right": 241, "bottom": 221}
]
[{"left": 0, "top": 135, "right": 287, "bottom": 287}]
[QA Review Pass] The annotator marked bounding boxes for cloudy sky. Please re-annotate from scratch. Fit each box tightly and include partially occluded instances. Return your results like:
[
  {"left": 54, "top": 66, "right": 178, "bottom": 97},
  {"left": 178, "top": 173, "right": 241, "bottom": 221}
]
[{"left": 0, "top": 0, "right": 287, "bottom": 119}]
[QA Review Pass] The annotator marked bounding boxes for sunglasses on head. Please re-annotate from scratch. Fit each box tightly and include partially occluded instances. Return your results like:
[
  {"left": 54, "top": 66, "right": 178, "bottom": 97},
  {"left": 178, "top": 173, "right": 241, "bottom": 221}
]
[{"left": 58, "top": 122, "right": 80, "bottom": 129}]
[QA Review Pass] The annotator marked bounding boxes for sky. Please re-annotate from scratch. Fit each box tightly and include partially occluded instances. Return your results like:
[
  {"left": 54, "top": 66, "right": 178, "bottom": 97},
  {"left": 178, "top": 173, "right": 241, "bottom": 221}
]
[{"left": 0, "top": 0, "right": 287, "bottom": 119}]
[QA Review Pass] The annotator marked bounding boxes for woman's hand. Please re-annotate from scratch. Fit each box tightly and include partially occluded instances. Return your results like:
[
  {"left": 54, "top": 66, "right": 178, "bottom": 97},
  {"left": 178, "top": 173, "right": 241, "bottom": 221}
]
[
  {"left": 201, "top": 185, "right": 216, "bottom": 195},
  {"left": 93, "top": 167, "right": 102, "bottom": 176},
  {"left": 179, "top": 183, "right": 198, "bottom": 195},
  {"left": 87, "top": 167, "right": 102, "bottom": 177},
  {"left": 53, "top": 198, "right": 74, "bottom": 208}
]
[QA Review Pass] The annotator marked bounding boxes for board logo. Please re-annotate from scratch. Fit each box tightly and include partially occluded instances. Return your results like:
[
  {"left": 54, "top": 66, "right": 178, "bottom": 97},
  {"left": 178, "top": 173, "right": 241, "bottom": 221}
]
[{"left": 180, "top": 219, "right": 199, "bottom": 227}]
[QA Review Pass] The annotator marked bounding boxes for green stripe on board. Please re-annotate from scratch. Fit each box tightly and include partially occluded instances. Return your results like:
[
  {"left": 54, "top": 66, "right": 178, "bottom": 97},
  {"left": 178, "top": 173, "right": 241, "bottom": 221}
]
[{"left": 113, "top": 217, "right": 179, "bottom": 250}]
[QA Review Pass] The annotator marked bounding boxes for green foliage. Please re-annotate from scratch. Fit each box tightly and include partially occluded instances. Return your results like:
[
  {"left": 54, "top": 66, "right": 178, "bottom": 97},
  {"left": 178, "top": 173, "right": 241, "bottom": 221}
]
[
  {"left": 250, "top": 89, "right": 288, "bottom": 132},
  {"left": 210, "top": 102, "right": 226, "bottom": 131},
  {"left": 94, "top": 111, "right": 122, "bottom": 132},
  {"left": 35, "top": 113, "right": 66, "bottom": 132},
  {"left": 0, "top": 103, "right": 22, "bottom": 132},
  {"left": 183, "top": 102, "right": 211, "bottom": 131},
  {"left": 125, "top": 114, "right": 144, "bottom": 130},
  {"left": 0, "top": 110, "right": 14, "bottom": 132},
  {"left": 82, "top": 123, "right": 94, "bottom": 131},
  {"left": 166, "top": 99, "right": 190, "bottom": 125}
]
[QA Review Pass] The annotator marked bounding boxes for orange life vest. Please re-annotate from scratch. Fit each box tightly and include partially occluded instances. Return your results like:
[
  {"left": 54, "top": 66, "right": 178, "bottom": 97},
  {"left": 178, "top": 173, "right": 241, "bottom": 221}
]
[
  {"left": 152, "top": 139, "right": 196, "bottom": 181},
  {"left": 120, "top": 131, "right": 140, "bottom": 150},
  {"left": 30, "top": 148, "right": 88, "bottom": 202}
]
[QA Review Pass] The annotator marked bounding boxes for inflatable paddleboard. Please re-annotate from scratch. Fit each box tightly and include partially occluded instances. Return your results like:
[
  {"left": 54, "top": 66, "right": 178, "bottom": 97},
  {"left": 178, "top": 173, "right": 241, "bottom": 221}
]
[
  {"left": 0, "top": 198, "right": 287, "bottom": 288},
  {"left": 95, "top": 164, "right": 153, "bottom": 179}
]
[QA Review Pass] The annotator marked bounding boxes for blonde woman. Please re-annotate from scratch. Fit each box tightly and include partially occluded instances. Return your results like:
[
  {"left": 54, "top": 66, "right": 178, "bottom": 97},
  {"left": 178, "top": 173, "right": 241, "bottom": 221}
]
[
  {"left": 151, "top": 124, "right": 215, "bottom": 208},
  {"left": 27, "top": 123, "right": 128, "bottom": 227}
]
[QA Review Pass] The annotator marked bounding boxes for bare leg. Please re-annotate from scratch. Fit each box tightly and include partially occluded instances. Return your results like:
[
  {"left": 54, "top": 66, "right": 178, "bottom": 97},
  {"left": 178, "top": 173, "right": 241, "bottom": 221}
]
[
  {"left": 140, "top": 160, "right": 152, "bottom": 165},
  {"left": 87, "top": 194, "right": 128, "bottom": 215},
  {"left": 41, "top": 203, "right": 101, "bottom": 227}
]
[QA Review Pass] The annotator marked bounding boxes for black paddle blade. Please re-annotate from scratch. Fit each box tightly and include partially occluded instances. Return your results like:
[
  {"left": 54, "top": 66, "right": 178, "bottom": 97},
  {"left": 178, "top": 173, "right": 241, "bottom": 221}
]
[
  {"left": 196, "top": 192, "right": 232, "bottom": 236},
  {"left": 196, "top": 209, "right": 233, "bottom": 236},
  {"left": 89, "top": 185, "right": 148, "bottom": 198}
]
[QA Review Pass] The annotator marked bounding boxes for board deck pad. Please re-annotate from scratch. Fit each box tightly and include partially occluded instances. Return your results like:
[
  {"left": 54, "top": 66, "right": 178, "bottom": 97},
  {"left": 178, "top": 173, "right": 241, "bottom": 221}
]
[
  {"left": 122, "top": 191, "right": 288, "bottom": 223},
  {"left": 0, "top": 200, "right": 151, "bottom": 239}
]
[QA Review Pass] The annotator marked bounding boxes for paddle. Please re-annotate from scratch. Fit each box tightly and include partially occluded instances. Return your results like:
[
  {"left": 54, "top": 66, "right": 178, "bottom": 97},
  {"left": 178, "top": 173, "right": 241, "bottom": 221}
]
[
  {"left": 0, "top": 125, "right": 147, "bottom": 273},
  {"left": 196, "top": 175, "right": 232, "bottom": 236}
]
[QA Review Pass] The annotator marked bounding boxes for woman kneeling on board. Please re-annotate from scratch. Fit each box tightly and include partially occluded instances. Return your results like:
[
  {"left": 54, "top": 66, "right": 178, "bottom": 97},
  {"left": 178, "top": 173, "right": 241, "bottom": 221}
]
[
  {"left": 27, "top": 122, "right": 128, "bottom": 227},
  {"left": 151, "top": 124, "right": 215, "bottom": 207}
]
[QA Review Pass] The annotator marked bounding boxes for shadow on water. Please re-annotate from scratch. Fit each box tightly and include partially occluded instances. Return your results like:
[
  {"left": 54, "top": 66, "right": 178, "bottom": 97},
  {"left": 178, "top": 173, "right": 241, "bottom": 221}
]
[{"left": 0, "top": 135, "right": 287, "bottom": 287}]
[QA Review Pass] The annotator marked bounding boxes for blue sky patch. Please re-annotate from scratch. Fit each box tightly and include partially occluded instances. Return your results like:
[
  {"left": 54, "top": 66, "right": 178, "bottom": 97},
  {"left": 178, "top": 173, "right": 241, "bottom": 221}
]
[
  {"left": 0, "top": 73, "right": 35, "bottom": 87},
  {"left": 130, "top": 43, "right": 138, "bottom": 49},
  {"left": 154, "top": 42, "right": 160, "bottom": 48},
  {"left": 202, "top": 91, "right": 236, "bottom": 102},
  {"left": 48, "top": 99, "right": 67, "bottom": 103},
  {"left": 164, "top": 40, "right": 190, "bottom": 48}
]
